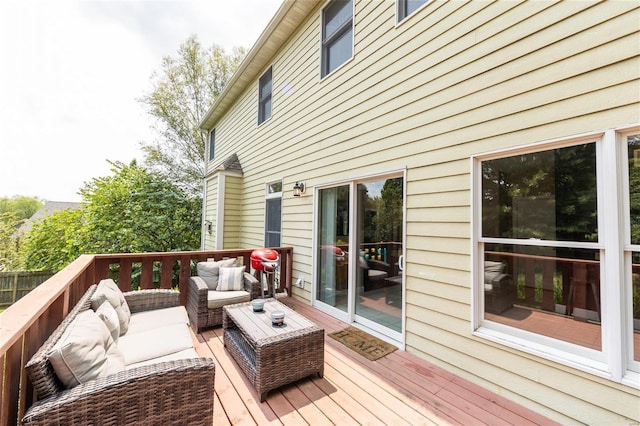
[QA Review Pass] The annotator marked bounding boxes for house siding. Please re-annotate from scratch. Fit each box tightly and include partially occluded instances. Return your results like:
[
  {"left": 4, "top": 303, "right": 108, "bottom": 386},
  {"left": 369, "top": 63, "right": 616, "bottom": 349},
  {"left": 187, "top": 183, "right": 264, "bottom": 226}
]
[
  {"left": 223, "top": 174, "right": 242, "bottom": 249},
  {"left": 203, "top": 176, "right": 217, "bottom": 250},
  {"left": 202, "top": 0, "right": 640, "bottom": 422}
]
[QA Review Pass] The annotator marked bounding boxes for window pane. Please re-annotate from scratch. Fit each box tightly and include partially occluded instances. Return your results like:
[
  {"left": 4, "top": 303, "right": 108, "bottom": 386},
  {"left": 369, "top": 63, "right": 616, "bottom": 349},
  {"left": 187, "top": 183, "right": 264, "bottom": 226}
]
[
  {"left": 263, "top": 98, "right": 271, "bottom": 121},
  {"left": 317, "top": 185, "right": 350, "bottom": 310},
  {"left": 209, "top": 129, "right": 215, "bottom": 161},
  {"left": 406, "top": 0, "right": 426, "bottom": 15},
  {"left": 324, "top": 0, "right": 352, "bottom": 40},
  {"left": 484, "top": 243, "right": 601, "bottom": 350},
  {"left": 327, "top": 28, "right": 353, "bottom": 75},
  {"left": 628, "top": 134, "right": 640, "bottom": 245},
  {"left": 482, "top": 143, "right": 597, "bottom": 242},
  {"left": 268, "top": 182, "right": 282, "bottom": 194},
  {"left": 265, "top": 197, "right": 281, "bottom": 248}
]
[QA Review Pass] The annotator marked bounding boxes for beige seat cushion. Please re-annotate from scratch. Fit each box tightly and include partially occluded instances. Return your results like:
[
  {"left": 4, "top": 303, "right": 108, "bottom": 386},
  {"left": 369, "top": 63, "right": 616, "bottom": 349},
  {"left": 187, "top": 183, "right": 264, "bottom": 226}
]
[
  {"left": 197, "top": 258, "right": 237, "bottom": 289},
  {"left": 47, "top": 310, "right": 125, "bottom": 388},
  {"left": 207, "top": 290, "right": 250, "bottom": 309},
  {"left": 117, "top": 323, "right": 194, "bottom": 365},
  {"left": 126, "top": 306, "right": 189, "bottom": 335},
  {"left": 91, "top": 278, "right": 131, "bottom": 335}
]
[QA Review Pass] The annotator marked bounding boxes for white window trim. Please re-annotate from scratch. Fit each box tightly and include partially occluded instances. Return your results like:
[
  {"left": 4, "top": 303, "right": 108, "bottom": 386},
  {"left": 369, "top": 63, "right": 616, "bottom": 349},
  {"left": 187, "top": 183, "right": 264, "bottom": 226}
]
[
  {"left": 265, "top": 180, "right": 283, "bottom": 248},
  {"left": 471, "top": 125, "right": 640, "bottom": 388},
  {"left": 319, "top": 0, "right": 355, "bottom": 81},
  {"left": 395, "top": 0, "right": 431, "bottom": 26}
]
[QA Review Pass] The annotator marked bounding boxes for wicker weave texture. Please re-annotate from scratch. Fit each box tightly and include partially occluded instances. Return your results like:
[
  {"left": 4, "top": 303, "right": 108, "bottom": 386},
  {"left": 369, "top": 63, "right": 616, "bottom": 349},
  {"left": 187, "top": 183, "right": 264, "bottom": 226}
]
[
  {"left": 22, "top": 358, "right": 215, "bottom": 426},
  {"left": 124, "top": 289, "right": 180, "bottom": 313},
  {"left": 223, "top": 301, "right": 324, "bottom": 401},
  {"left": 23, "top": 286, "right": 216, "bottom": 425}
]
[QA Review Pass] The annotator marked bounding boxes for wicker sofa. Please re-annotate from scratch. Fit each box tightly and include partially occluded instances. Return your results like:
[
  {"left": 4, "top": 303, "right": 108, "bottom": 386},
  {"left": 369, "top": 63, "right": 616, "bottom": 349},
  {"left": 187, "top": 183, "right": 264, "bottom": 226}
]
[{"left": 22, "top": 280, "right": 215, "bottom": 426}]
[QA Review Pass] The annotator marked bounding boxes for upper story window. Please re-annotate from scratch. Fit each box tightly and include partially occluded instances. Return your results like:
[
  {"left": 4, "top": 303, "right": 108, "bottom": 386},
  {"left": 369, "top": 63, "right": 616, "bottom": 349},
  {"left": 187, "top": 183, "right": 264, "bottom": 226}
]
[
  {"left": 397, "top": 0, "right": 428, "bottom": 22},
  {"left": 258, "top": 67, "right": 272, "bottom": 125},
  {"left": 208, "top": 129, "right": 215, "bottom": 161},
  {"left": 321, "top": 0, "right": 353, "bottom": 78}
]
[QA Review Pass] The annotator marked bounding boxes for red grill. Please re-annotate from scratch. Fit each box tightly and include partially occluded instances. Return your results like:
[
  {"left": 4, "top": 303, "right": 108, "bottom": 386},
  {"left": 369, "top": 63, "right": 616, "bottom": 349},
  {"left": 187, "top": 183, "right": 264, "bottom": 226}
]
[{"left": 250, "top": 249, "right": 280, "bottom": 272}]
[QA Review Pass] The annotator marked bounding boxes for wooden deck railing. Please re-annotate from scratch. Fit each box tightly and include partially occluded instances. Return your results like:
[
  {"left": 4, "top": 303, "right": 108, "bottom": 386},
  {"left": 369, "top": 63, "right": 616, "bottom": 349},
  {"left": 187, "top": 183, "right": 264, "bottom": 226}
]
[{"left": 0, "top": 247, "right": 292, "bottom": 426}]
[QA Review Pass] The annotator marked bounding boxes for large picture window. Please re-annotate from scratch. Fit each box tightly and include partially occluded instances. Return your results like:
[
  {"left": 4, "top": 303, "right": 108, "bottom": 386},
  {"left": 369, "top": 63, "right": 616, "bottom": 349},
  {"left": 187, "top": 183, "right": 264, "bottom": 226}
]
[
  {"left": 474, "top": 126, "right": 640, "bottom": 386},
  {"left": 321, "top": 0, "right": 353, "bottom": 78}
]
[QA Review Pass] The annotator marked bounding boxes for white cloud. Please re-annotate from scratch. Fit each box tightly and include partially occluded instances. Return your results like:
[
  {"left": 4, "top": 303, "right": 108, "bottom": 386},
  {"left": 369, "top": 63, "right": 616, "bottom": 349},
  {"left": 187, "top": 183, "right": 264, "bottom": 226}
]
[{"left": 0, "top": 0, "right": 281, "bottom": 201}]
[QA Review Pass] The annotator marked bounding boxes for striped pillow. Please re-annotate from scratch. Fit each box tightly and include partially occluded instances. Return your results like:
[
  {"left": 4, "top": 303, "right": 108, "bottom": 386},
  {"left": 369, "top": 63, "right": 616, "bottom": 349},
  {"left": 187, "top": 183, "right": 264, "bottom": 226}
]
[{"left": 216, "top": 266, "right": 246, "bottom": 291}]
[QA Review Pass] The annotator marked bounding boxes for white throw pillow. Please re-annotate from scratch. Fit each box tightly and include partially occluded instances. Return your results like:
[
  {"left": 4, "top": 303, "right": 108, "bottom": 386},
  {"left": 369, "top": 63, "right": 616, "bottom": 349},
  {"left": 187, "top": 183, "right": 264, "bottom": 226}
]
[
  {"left": 95, "top": 301, "right": 120, "bottom": 342},
  {"left": 197, "top": 258, "right": 237, "bottom": 290},
  {"left": 48, "top": 310, "right": 125, "bottom": 388},
  {"left": 91, "top": 278, "right": 131, "bottom": 335},
  {"left": 216, "top": 266, "right": 246, "bottom": 291}
]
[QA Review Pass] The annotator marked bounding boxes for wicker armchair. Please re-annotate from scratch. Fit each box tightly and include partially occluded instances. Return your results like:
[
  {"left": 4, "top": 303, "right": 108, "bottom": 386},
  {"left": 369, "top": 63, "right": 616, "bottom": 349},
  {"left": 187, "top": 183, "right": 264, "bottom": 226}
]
[
  {"left": 187, "top": 274, "right": 262, "bottom": 332},
  {"left": 22, "top": 285, "right": 216, "bottom": 426}
]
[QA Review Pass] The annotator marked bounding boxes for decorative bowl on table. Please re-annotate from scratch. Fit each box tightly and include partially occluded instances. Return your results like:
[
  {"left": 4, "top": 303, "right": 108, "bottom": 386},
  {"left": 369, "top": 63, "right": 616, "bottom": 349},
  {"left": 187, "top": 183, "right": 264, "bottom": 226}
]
[
  {"left": 251, "top": 299, "right": 265, "bottom": 312},
  {"left": 271, "top": 310, "right": 285, "bottom": 326}
]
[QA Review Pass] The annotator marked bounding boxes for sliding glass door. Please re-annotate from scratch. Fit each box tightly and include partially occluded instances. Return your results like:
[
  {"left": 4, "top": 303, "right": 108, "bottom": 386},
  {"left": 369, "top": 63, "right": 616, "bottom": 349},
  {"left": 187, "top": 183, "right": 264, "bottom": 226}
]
[
  {"left": 354, "top": 178, "right": 403, "bottom": 334},
  {"left": 315, "top": 174, "right": 404, "bottom": 341}
]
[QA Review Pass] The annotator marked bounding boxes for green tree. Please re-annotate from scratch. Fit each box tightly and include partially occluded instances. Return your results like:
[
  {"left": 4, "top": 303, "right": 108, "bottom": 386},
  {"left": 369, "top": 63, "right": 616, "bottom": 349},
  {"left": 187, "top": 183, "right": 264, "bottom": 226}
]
[
  {"left": 139, "top": 35, "right": 246, "bottom": 196},
  {"left": 21, "top": 161, "right": 201, "bottom": 272},
  {"left": 0, "top": 212, "right": 22, "bottom": 271},
  {"left": 0, "top": 196, "right": 42, "bottom": 223},
  {"left": 80, "top": 160, "right": 200, "bottom": 254},
  {"left": 21, "top": 208, "right": 85, "bottom": 272},
  {"left": 0, "top": 196, "right": 42, "bottom": 271}
]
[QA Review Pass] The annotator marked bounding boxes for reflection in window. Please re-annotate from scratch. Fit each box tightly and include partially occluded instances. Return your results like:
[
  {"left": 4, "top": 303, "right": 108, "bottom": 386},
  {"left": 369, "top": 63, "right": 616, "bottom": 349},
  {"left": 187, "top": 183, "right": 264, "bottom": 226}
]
[
  {"left": 480, "top": 142, "right": 601, "bottom": 351},
  {"left": 482, "top": 143, "right": 597, "bottom": 242},
  {"left": 484, "top": 244, "right": 601, "bottom": 350}
]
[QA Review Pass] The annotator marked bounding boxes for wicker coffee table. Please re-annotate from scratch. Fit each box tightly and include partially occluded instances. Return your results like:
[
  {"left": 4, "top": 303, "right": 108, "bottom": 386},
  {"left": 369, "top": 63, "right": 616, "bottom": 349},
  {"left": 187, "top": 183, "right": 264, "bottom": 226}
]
[{"left": 223, "top": 299, "right": 324, "bottom": 401}]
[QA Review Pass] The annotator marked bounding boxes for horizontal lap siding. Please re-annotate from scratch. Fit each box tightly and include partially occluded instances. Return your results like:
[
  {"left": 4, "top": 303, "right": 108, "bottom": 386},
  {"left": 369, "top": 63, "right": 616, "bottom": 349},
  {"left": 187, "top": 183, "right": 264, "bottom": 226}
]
[
  {"left": 209, "top": 0, "right": 640, "bottom": 422},
  {"left": 203, "top": 177, "right": 218, "bottom": 250},
  {"left": 223, "top": 175, "right": 242, "bottom": 249}
]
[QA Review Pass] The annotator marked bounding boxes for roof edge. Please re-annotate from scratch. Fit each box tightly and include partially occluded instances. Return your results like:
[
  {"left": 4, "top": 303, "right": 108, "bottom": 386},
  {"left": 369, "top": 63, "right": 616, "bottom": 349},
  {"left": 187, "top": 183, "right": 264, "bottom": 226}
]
[{"left": 199, "top": 0, "right": 321, "bottom": 131}]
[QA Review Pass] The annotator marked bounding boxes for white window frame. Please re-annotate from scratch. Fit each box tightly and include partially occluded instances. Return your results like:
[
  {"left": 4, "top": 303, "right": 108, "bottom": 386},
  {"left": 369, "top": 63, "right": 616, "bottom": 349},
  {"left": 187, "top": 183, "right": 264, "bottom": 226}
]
[
  {"left": 265, "top": 180, "right": 282, "bottom": 248},
  {"left": 471, "top": 125, "right": 640, "bottom": 388},
  {"left": 396, "top": 0, "right": 429, "bottom": 24}
]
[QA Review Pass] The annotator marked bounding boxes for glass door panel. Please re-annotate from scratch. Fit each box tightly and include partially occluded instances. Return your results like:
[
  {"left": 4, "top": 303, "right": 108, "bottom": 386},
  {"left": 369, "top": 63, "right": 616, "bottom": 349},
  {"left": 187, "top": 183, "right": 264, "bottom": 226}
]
[
  {"left": 316, "top": 185, "right": 350, "bottom": 312},
  {"left": 355, "top": 177, "right": 403, "bottom": 333}
]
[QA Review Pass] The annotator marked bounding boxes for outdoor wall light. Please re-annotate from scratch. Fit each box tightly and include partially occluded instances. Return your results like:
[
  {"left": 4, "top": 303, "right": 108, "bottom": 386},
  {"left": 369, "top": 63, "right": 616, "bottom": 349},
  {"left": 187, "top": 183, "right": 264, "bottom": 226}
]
[
  {"left": 293, "top": 182, "right": 305, "bottom": 197},
  {"left": 204, "top": 220, "right": 213, "bottom": 234}
]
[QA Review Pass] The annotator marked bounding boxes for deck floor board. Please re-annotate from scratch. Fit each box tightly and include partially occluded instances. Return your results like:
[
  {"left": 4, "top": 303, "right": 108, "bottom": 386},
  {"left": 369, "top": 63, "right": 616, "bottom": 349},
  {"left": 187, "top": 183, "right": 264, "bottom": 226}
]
[{"left": 196, "top": 297, "right": 558, "bottom": 425}]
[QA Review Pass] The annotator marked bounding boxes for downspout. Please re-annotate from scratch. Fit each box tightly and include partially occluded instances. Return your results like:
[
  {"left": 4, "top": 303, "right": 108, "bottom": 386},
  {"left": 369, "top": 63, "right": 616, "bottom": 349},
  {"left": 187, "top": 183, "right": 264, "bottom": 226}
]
[{"left": 200, "top": 178, "right": 208, "bottom": 250}]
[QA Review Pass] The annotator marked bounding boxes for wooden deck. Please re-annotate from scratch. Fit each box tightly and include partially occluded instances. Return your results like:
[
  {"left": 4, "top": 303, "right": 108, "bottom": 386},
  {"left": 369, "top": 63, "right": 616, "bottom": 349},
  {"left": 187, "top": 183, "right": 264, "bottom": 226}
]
[{"left": 192, "top": 297, "right": 558, "bottom": 425}]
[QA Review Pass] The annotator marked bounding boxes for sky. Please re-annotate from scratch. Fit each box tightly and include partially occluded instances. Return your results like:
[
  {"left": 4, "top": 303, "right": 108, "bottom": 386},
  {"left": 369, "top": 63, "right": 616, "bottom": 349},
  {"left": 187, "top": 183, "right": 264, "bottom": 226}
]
[{"left": 0, "top": 0, "right": 282, "bottom": 202}]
